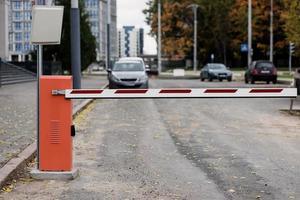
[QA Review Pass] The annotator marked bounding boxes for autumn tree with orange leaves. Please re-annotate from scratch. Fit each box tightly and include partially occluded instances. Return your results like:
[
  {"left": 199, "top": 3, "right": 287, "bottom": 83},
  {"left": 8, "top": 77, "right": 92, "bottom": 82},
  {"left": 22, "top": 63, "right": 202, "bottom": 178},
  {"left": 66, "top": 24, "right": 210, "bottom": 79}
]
[{"left": 144, "top": 0, "right": 298, "bottom": 68}]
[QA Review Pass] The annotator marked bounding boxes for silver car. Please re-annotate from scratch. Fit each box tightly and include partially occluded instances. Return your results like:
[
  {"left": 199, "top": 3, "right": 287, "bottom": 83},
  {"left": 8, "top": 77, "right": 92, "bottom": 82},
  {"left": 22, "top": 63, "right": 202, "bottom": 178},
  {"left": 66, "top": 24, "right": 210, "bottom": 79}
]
[{"left": 108, "top": 61, "right": 149, "bottom": 89}]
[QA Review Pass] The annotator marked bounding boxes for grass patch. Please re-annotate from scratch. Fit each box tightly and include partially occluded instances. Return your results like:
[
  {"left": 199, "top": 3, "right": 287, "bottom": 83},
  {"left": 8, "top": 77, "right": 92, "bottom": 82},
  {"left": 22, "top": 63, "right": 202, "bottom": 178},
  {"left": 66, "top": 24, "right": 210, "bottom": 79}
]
[{"left": 281, "top": 110, "right": 300, "bottom": 117}]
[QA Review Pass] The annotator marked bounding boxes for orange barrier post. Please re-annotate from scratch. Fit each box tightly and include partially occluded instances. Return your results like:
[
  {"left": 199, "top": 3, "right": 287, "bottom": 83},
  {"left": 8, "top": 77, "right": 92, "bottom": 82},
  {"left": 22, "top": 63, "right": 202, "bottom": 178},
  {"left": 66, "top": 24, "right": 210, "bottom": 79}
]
[{"left": 39, "top": 76, "right": 73, "bottom": 171}]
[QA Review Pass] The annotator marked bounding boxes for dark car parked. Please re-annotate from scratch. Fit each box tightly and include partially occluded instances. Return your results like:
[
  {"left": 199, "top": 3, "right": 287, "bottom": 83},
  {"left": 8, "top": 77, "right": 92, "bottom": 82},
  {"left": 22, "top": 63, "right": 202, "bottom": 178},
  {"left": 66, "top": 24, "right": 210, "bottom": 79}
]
[
  {"left": 200, "top": 63, "right": 233, "bottom": 82},
  {"left": 245, "top": 61, "right": 277, "bottom": 84}
]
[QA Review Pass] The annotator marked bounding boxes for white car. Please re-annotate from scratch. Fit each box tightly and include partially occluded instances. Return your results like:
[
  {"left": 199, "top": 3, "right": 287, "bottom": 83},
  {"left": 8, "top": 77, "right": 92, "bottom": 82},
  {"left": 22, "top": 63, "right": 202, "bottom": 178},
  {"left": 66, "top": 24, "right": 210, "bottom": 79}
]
[
  {"left": 119, "top": 57, "right": 145, "bottom": 66},
  {"left": 118, "top": 57, "right": 150, "bottom": 71},
  {"left": 107, "top": 61, "right": 149, "bottom": 89}
]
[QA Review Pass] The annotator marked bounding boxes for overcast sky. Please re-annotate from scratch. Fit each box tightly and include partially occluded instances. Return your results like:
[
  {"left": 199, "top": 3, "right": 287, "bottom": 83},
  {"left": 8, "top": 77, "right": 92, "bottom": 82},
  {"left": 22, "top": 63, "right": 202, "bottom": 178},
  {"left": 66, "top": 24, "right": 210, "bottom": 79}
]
[{"left": 117, "top": 0, "right": 157, "bottom": 54}]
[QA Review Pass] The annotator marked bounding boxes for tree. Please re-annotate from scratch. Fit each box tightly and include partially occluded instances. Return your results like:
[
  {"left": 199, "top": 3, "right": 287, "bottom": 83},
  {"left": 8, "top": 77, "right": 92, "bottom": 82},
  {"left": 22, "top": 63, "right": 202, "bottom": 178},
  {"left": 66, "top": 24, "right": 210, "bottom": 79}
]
[
  {"left": 144, "top": 0, "right": 236, "bottom": 64},
  {"left": 283, "top": 0, "right": 300, "bottom": 55},
  {"left": 144, "top": 0, "right": 290, "bottom": 67},
  {"left": 229, "top": 0, "right": 287, "bottom": 60},
  {"left": 144, "top": 0, "right": 193, "bottom": 59},
  {"left": 43, "top": 0, "right": 96, "bottom": 72}
]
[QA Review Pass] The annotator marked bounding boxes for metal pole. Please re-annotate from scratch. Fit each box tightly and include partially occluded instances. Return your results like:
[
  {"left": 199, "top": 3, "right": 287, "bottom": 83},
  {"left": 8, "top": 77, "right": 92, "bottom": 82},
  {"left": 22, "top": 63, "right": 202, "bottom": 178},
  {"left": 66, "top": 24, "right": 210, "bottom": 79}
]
[
  {"left": 289, "top": 42, "right": 292, "bottom": 74},
  {"left": 248, "top": 0, "right": 252, "bottom": 67},
  {"left": 71, "top": 0, "right": 81, "bottom": 89},
  {"left": 0, "top": 58, "right": 2, "bottom": 88},
  {"left": 37, "top": 45, "right": 42, "bottom": 169},
  {"left": 270, "top": 0, "right": 273, "bottom": 62},
  {"left": 106, "top": 0, "right": 111, "bottom": 69},
  {"left": 158, "top": 0, "right": 162, "bottom": 74},
  {"left": 193, "top": 5, "right": 198, "bottom": 72}
]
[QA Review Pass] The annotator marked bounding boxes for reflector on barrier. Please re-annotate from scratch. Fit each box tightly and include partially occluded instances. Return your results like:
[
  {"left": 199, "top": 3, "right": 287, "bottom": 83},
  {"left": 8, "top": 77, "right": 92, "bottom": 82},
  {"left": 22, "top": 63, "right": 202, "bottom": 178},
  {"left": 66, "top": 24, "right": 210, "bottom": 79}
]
[{"left": 52, "top": 88, "right": 297, "bottom": 99}]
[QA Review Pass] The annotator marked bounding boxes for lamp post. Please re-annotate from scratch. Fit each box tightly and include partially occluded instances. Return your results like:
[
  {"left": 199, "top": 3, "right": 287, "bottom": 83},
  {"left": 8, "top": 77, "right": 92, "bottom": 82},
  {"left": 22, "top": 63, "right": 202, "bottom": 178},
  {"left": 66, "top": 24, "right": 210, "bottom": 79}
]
[
  {"left": 71, "top": 0, "right": 81, "bottom": 89},
  {"left": 106, "top": 0, "right": 111, "bottom": 69},
  {"left": 188, "top": 4, "right": 199, "bottom": 72},
  {"left": 270, "top": 0, "right": 273, "bottom": 62},
  {"left": 158, "top": 0, "right": 162, "bottom": 74},
  {"left": 248, "top": 0, "right": 252, "bottom": 67}
]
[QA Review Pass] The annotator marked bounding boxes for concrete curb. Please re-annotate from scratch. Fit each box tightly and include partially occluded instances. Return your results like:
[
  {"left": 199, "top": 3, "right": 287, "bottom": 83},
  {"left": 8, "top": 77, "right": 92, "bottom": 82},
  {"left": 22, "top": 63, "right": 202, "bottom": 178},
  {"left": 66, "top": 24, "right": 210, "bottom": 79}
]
[
  {"left": 0, "top": 142, "right": 36, "bottom": 189},
  {"left": 0, "top": 84, "right": 108, "bottom": 189},
  {"left": 157, "top": 76, "right": 199, "bottom": 80},
  {"left": 278, "top": 79, "right": 292, "bottom": 85}
]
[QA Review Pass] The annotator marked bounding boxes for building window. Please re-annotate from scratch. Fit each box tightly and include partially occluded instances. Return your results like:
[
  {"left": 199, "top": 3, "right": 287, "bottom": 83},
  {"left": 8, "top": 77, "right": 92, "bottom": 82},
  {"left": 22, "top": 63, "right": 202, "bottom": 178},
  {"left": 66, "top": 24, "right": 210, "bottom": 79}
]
[
  {"left": 24, "top": 32, "right": 30, "bottom": 41},
  {"left": 14, "top": 22, "right": 22, "bottom": 31},
  {"left": 15, "top": 43, "right": 23, "bottom": 52},
  {"left": 37, "top": 0, "right": 45, "bottom": 5},
  {"left": 24, "top": 22, "right": 31, "bottom": 31},
  {"left": 14, "top": 12, "right": 22, "bottom": 21},
  {"left": 24, "top": 43, "right": 31, "bottom": 51},
  {"left": 24, "top": 11, "right": 31, "bottom": 20},
  {"left": 15, "top": 33, "right": 22, "bottom": 42},
  {"left": 24, "top": 1, "right": 31, "bottom": 10},
  {"left": 13, "top": 1, "right": 21, "bottom": 10}
]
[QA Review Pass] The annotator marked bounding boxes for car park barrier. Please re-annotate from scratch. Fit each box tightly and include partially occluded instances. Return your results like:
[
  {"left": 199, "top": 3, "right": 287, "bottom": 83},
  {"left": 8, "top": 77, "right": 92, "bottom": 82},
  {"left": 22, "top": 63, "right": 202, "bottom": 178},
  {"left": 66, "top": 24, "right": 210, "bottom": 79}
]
[
  {"left": 52, "top": 88, "right": 297, "bottom": 99},
  {"left": 36, "top": 75, "right": 297, "bottom": 179}
]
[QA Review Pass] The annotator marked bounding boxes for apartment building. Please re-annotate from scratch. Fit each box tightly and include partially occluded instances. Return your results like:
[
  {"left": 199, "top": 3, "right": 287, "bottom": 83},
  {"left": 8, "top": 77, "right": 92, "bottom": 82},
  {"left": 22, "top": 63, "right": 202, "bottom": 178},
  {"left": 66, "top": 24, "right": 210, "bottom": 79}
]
[
  {"left": 118, "top": 26, "right": 144, "bottom": 58},
  {"left": 86, "top": 0, "right": 118, "bottom": 62}
]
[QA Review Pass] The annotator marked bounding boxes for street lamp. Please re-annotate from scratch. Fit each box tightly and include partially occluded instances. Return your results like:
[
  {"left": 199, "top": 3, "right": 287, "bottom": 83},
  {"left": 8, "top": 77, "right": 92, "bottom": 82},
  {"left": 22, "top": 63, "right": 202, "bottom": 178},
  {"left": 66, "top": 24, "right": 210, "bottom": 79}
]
[
  {"left": 187, "top": 4, "right": 199, "bottom": 72},
  {"left": 71, "top": 0, "right": 82, "bottom": 89},
  {"left": 106, "top": 0, "right": 111, "bottom": 69},
  {"left": 158, "top": 0, "right": 162, "bottom": 74},
  {"left": 270, "top": 0, "right": 274, "bottom": 62},
  {"left": 248, "top": 0, "right": 252, "bottom": 67}
]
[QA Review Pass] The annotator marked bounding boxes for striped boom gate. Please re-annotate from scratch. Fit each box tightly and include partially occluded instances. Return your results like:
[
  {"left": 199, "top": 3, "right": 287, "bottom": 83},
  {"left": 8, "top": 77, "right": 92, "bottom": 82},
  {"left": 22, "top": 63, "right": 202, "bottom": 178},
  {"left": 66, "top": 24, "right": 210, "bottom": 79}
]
[
  {"left": 54, "top": 88, "right": 297, "bottom": 99},
  {"left": 40, "top": 85, "right": 296, "bottom": 178}
]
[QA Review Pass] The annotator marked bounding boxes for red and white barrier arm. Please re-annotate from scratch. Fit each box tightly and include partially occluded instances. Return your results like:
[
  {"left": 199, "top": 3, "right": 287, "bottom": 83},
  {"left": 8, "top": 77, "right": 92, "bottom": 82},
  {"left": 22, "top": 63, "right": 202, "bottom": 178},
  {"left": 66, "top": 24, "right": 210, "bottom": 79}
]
[{"left": 52, "top": 88, "right": 298, "bottom": 99}]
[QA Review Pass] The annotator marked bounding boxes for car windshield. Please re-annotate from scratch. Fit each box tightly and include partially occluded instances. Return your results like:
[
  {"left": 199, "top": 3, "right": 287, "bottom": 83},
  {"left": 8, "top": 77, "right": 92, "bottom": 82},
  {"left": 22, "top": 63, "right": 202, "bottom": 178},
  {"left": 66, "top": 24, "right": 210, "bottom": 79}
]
[
  {"left": 113, "top": 62, "right": 144, "bottom": 72},
  {"left": 120, "top": 59, "right": 143, "bottom": 64},
  {"left": 209, "top": 64, "right": 226, "bottom": 70},
  {"left": 256, "top": 62, "right": 273, "bottom": 69}
]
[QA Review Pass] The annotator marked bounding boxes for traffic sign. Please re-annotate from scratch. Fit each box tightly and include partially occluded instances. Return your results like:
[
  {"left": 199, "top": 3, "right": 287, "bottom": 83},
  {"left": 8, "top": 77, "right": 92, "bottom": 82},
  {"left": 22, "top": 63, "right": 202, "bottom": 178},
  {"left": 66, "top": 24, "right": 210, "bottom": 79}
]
[
  {"left": 241, "top": 44, "right": 248, "bottom": 52},
  {"left": 290, "top": 42, "right": 295, "bottom": 55}
]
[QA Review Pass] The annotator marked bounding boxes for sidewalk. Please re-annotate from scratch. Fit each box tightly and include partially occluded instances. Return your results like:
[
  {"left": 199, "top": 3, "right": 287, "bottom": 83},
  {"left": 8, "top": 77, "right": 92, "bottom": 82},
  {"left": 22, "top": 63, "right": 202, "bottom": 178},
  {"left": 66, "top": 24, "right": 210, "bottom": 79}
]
[{"left": 0, "top": 75, "right": 107, "bottom": 169}]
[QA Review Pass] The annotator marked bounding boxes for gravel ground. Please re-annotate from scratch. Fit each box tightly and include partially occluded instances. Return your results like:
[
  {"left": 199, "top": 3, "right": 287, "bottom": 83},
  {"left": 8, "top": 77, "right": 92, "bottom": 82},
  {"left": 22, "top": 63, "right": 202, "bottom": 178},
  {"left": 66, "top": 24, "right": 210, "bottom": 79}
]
[
  {"left": 1, "top": 79, "right": 299, "bottom": 200},
  {"left": 0, "top": 75, "right": 107, "bottom": 168}
]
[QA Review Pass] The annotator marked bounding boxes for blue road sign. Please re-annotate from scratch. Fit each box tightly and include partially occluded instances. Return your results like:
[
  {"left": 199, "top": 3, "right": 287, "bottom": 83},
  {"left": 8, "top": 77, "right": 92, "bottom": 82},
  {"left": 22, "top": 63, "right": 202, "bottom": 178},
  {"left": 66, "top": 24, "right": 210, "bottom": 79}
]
[{"left": 240, "top": 44, "right": 248, "bottom": 52}]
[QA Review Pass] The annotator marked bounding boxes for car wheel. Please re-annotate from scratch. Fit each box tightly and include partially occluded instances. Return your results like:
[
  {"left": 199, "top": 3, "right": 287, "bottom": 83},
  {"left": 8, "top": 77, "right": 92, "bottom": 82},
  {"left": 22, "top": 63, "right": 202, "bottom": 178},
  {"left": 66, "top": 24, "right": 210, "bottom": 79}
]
[
  {"left": 273, "top": 79, "right": 277, "bottom": 84},
  {"left": 109, "top": 82, "right": 115, "bottom": 89},
  {"left": 245, "top": 76, "right": 249, "bottom": 84},
  {"left": 266, "top": 81, "right": 270, "bottom": 84},
  {"left": 219, "top": 78, "right": 223, "bottom": 82},
  {"left": 251, "top": 78, "right": 255, "bottom": 84},
  {"left": 201, "top": 78, "right": 205, "bottom": 82},
  {"left": 228, "top": 77, "right": 232, "bottom": 82},
  {"left": 209, "top": 76, "right": 213, "bottom": 82}
]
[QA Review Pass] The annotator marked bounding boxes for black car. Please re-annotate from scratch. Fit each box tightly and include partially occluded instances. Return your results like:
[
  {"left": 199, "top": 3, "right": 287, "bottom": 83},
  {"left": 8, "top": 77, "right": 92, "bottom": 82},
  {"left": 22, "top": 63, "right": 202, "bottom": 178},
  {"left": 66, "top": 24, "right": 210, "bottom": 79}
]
[
  {"left": 200, "top": 63, "right": 233, "bottom": 82},
  {"left": 245, "top": 61, "right": 277, "bottom": 84}
]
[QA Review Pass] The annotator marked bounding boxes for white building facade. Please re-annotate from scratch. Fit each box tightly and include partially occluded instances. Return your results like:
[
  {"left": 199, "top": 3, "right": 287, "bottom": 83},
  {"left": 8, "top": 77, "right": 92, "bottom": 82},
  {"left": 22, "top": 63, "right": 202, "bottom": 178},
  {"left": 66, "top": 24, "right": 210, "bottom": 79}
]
[
  {"left": 85, "top": 0, "right": 118, "bottom": 63},
  {"left": 118, "top": 26, "right": 144, "bottom": 58},
  {"left": 0, "top": 0, "right": 117, "bottom": 63},
  {"left": 0, "top": 0, "right": 9, "bottom": 61},
  {"left": 0, "top": 0, "right": 53, "bottom": 62},
  {"left": 8, "top": 0, "right": 34, "bottom": 61}
]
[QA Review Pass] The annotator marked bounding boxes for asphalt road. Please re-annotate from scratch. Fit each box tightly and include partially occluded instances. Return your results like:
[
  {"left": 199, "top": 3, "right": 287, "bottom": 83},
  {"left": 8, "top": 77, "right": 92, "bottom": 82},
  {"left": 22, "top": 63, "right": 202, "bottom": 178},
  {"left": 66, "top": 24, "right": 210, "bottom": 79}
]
[{"left": 1, "top": 79, "right": 300, "bottom": 200}]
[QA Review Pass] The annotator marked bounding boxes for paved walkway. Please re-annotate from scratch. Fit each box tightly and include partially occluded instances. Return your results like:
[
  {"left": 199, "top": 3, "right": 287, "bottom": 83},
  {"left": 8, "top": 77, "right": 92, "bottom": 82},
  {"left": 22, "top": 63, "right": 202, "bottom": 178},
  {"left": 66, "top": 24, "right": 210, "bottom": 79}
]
[{"left": 0, "top": 75, "right": 107, "bottom": 168}]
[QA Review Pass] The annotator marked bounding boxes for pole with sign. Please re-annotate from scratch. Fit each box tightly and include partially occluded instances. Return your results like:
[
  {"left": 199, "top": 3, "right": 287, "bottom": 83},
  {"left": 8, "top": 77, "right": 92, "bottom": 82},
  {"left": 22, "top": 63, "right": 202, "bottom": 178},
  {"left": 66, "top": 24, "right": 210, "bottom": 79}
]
[
  {"left": 31, "top": 5, "right": 64, "bottom": 169},
  {"left": 289, "top": 42, "right": 295, "bottom": 74}
]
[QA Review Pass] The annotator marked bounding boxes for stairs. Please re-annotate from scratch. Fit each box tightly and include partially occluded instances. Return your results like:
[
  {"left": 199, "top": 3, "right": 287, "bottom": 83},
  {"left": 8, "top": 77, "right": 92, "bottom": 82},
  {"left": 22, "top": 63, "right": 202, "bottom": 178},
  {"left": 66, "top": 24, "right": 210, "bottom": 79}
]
[{"left": 0, "top": 62, "right": 36, "bottom": 86}]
